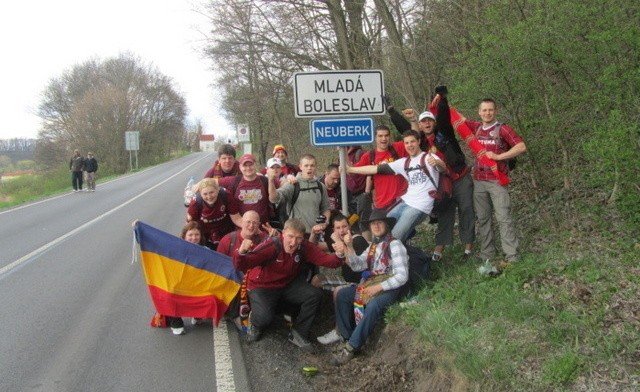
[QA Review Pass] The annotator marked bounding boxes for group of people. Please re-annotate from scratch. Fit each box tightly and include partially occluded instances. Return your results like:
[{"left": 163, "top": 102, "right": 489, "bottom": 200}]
[
  {"left": 69, "top": 149, "right": 98, "bottom": 192},
  {"left": 170, "top": 87, "right": 526, "bottom": 366}
]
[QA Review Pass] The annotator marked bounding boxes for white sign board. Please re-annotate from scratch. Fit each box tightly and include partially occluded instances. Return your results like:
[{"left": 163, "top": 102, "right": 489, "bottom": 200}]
[
  {"left": 293, "top": 70, "right": 385, "bottom": 118},
  {"left": 237, "top": 124, "right": 250, "bottom": 143},
  {"left": 125, "top": 131, "right": 139, "bottom": 151}
]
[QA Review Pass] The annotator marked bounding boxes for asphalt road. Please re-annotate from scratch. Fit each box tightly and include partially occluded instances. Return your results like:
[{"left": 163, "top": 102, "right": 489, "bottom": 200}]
[{"left": 0, "top": 152, "right": 249, "bottom": 392}]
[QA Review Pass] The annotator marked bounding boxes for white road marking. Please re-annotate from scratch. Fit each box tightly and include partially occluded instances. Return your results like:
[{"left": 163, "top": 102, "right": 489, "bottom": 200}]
[
  {"left": 0, "top": 153, "right": 212, "bottom": 277},
  {"left": 213, "top": 322, "right": 237, "bottom": 392}
]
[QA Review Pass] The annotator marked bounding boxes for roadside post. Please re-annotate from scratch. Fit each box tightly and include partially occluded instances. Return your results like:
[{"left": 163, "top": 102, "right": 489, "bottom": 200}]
[
  {"left": 293, "top": 70, "right": 384, "bottom": 215},
  {"left": 125, "top": 131, "right": 140, "bottom": 171},
  {"left": 237, "top": 124, "right": 251, "bottom": 155}
]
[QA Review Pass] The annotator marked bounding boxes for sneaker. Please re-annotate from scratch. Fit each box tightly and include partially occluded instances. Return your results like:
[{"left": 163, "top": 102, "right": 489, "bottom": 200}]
[
  {"left": 171, "top": 327, "right": 185, "bottom": 335},
  {"left": 246, "top": 325, "right": 261, "bottom": 342},
  {"left": 73, "top": 189, "right": 78, "bottom": 193},
  {"left": 191, "top": 317, "right": 203, "bottom": 326},
  {"left": 331, "top": 344, "right": 355, "bottom": 366},
  {"left": 288, "top": 329, "right": 313, "bottom": 352},
  {"left": 317, "top": 329, "right": 342, "bottom": 345}
]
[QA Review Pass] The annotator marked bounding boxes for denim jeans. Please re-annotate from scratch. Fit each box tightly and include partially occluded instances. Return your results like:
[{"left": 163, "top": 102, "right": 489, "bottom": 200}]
[
  {"left": 387, "top": 201, "right": 428, "bottom": 242},
  {"left": 335, "top": 284, "right": 401, "bottom": 350}
]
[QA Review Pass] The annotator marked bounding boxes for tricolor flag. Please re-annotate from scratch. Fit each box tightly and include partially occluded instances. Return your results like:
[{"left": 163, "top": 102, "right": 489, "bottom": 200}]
[{"left": 134, "top": 221, "right": 242, "bottom": 326}]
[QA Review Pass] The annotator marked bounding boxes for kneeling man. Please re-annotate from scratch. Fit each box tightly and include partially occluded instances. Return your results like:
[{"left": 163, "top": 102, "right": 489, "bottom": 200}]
[{"left": 233, "top": 218, "right": 344, "bottom": 350}]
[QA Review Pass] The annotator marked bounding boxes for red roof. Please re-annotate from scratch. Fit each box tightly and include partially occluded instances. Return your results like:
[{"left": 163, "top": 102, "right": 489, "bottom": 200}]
[{"left": 199, "top": 134, "right": 215, "bottom": 141}]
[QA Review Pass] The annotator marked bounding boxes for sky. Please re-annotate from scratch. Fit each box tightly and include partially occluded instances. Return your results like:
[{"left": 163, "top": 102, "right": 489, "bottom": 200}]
[{"left": 0, "top": 0, "right": 232, "bottom": 140}]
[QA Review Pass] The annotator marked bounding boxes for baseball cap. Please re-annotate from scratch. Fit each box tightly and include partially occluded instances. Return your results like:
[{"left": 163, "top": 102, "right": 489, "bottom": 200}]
[
  {"left": 266, "top": 157, "right": 282, "bottom": 168},
  {"left": 272, "top": 144, "right": 287, "bottom": 156},
  {"left": 418, "top": 111, "right": 435, "bottom": 121},
  {"left": 238, "top": 154, "right": 256, "bottom": 165}
]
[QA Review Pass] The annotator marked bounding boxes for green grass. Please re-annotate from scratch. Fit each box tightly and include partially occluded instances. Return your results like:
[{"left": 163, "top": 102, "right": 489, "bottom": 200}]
[
  {"left": 0, "top": 165, "right": 120, "bottom": 209},
  {"left": 395, "top": 230, "right": 640, "bottom": 391}
]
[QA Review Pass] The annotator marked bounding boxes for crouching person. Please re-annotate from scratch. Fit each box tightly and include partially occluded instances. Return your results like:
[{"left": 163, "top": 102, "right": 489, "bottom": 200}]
[
  {"left": 331, "top": 209, "right": 409, "bottom": 365},
  {"left": 233, "top": 218, "right": 344, "bottom": 351}
]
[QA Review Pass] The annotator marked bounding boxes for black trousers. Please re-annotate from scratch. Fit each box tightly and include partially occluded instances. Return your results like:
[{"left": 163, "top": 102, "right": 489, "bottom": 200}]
[
  {"left": 71, "top": 171, "right": 83, "bottom": 190},
  {"left": 248, "top": 275, "right": 323, "bottom": 338}
]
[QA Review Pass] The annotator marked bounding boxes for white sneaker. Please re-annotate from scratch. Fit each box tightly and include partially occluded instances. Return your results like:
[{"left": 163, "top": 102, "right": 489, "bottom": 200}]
[
  {"left": 317, "top": 329, "right": 342, "bottom": 345},
  {"left": 171, "top": 327, "right": 185, "bottom": 335}
]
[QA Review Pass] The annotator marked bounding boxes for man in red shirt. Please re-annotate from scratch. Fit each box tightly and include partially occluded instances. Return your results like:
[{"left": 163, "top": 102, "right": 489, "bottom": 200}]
[
  {"left": 466, "top": 98, "right": 527, "bottom": 263},
  {"left": 353, "top": 125, "right": 408, "bottom": 212},
  {"left": 218, "top": 210, "right": 272, "bottom": 330},
  {"left": 204, "top": 144, "right": 240, "bottom": 179},
  {"left": 218, "top": 154, "right": 272, "bottom": 227},
  {"left": 233, "top": 218, "right": 344, "bottom": 350}
]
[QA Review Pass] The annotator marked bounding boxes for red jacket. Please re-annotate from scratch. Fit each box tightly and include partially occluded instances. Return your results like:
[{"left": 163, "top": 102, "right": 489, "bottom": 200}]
[
  {"left": 233, "top": 235, "right": 343, "bottom": 290},
  {"left": 204, "top": 160, "right": 240, "bottom": 179}
]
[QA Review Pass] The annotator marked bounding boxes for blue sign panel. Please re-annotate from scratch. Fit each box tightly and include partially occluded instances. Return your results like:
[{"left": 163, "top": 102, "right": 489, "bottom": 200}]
[{"left": 310, "top": 117, "right": 374, "bottom": 147}]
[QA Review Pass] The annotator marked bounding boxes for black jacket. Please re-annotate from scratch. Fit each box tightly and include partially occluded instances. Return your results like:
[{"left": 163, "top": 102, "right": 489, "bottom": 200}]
[{"left": 84, "top": 157, "right": 98, "bottom": 173}]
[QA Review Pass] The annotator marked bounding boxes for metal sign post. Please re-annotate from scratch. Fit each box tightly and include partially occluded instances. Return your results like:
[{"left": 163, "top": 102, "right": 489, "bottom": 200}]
[
  {"left": 125, "top": 131, "right": 140, "bottom": 172},
  {"left": 293, "top": 69, "right": 384, "bottom": 217}
]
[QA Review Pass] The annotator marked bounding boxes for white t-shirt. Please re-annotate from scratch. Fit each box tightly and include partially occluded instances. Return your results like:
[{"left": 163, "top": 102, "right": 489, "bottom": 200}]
[{"left": 386, "top": 152, "right": 441, "bottom": 213}]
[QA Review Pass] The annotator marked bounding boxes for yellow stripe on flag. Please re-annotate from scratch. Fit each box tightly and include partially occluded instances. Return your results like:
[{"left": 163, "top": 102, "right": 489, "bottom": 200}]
[{"left": 141, "top": 251, "right": 240, "bottom": 306}]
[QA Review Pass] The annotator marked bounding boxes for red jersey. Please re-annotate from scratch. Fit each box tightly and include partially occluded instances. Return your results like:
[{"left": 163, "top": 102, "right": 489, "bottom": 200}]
[
  {"left": 466, "top": 120, "right": 523, "bottom": 182},
  {"left": 219, "top": 175, "right": 272, "bottom": 224},
  {"left": 187, "top": 193, "right": 234, "bottom": 244},
  {"left": 233, "top": 236, "right": 343, "bottom": 290},
  {"left": 355, "top": 140, "right": 408, "bottom": 209},
  {"left": 217, "top": 230, "right": 268, "bottom": 272},
  {"left": 204, "top": 160, "right": 240, "bottom": 179}
]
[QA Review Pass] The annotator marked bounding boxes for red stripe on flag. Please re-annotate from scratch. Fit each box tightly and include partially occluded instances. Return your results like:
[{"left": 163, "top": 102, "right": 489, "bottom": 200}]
[{"left": 147, "top": 285, "right": 230, "bottom": 326}]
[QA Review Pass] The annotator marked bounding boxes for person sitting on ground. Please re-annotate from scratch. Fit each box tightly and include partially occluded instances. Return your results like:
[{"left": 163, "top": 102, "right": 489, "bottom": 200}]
[
  {"left": 315, "top": 213, "right": 369, "bottom": 345},
  {"left": 204, "top": 144, "right": 240, "bottom": 179},
  {"left": 347, "top": 130, "right": 446, "bottom": 243},
  {"left": 232, "top": 218, "right": 344, "bottom": 351},
  {"left": 330, "top": 209, "right": 409, "bottom": 365},
  {"left": 163, "top": 221, "right": 207, "bottom": 335},
  {"left": 218, "top": 210, "right": 276, "bottom": 331},
  {"left": 186, "top": 178, "right": 235, "bottom": 250}
]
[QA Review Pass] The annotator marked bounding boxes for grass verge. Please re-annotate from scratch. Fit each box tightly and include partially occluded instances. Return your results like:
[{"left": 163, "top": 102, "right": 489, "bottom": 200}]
[{"left": 396, "top": 229, "right": 639, "bottom": 391}]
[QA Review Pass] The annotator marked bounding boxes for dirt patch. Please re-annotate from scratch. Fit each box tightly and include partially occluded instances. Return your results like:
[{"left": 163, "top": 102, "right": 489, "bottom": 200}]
[{"left": 312, "top": 323, "right": 469, "bottom": 392}]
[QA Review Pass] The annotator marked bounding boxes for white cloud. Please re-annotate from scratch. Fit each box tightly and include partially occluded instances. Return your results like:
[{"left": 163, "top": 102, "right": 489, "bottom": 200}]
[{"left": 0, "top": 0, "right": 231, "bottom": 139}]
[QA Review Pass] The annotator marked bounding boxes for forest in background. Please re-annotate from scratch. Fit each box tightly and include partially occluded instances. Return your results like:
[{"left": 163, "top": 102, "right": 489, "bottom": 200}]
[
  {"left": 203, "top": 2, "right": 639, "bottom": 388},
  {"left": 203, "top": 0, "right": 639, "bottom": 239}
]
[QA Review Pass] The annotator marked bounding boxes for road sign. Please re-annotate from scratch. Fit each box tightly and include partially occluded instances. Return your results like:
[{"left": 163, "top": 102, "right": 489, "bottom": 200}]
[
  {"left": 293, "top": 70, "right": 385, "bottom": 118},
  {"left": 309, "top": 117, "right": 374, "bottom": 147},
  {"left": 125, "top": 131, "right": 139, "bottom": 151},
  {"left": 237, "top": 124, "right": 250, "bottom": 143}
]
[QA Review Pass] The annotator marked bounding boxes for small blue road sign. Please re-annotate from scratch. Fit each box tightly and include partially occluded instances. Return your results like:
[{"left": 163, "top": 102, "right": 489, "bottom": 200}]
[{"left": 310, "top": 117, "right": 374, "bottom": 146}]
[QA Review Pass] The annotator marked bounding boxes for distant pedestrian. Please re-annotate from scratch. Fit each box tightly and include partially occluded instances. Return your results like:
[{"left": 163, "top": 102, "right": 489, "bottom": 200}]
[
  {"left": 84, "top": 152, "right": 98, "bottom": 192},
  {"left": 69, "top": 149, "right": 85, "bottom": 192}
]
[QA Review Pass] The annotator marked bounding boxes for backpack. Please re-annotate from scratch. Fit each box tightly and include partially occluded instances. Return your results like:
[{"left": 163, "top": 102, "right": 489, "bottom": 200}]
[
  {"left": 477, "top": 123, "right": 517, "bottom": 171},
  {"left": 288, "top": 179, "right": 325, "bottom": 217},
  {"left": 401, "top": 244, "right": 431, "bottom": 298},
  {"left": 403, "top": 153, "right": 453, "bottom": 215}
]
